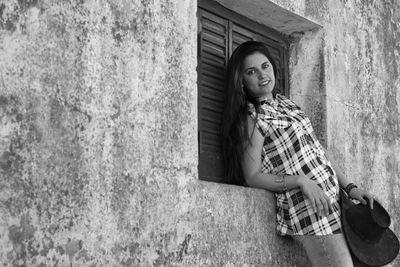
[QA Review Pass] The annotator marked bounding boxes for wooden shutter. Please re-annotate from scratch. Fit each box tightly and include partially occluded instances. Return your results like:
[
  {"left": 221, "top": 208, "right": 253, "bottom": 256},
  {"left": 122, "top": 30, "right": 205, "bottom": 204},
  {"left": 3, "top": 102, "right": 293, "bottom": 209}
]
[{"left": 198, "top": 0, "right": 289, "bottom": 183}]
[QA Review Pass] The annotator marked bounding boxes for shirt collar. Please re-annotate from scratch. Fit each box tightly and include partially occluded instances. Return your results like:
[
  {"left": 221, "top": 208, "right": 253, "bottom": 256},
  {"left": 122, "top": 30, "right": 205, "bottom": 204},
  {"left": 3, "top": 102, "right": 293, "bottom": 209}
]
[{"left": 258, "top": 96, "right": 278, "bottom": 107}]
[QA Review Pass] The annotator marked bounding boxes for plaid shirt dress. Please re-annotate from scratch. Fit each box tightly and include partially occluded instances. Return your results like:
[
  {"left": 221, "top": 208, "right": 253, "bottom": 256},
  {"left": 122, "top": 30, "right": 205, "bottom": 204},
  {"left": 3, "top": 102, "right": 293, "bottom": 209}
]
[{"left": 248, "top": 94, "right": 341, "bottom": 236}]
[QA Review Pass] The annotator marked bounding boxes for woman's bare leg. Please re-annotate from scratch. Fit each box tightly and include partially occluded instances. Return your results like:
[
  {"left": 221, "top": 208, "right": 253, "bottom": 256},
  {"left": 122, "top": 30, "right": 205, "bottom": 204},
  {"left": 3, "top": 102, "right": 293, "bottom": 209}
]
[{"left": 292, "top": 233, "right": 353, "bottom": 267}]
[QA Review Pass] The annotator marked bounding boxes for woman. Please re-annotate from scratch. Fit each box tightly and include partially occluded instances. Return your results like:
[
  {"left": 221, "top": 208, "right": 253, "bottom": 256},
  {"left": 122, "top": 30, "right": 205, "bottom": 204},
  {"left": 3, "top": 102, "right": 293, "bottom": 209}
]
[{"left": 221, "top": 41, "right": 375, "bottom": 267}]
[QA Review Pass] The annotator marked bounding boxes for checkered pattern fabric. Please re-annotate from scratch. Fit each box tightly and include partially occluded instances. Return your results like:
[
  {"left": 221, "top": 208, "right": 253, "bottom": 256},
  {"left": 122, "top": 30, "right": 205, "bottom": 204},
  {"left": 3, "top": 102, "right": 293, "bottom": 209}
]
[{"left": 248, "top": 94, "right": 341, "bottom": 236}]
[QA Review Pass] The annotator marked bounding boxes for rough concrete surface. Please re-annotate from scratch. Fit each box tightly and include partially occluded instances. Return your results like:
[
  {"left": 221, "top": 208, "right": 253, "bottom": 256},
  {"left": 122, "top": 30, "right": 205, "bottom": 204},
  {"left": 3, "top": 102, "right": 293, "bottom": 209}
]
[
  {"left": 215, "top": 0, "right": 321, "bottom": 35},
  {"left": 0, "top": 0, "right": 306, "bottom": 266},
  {"left": 0, "top": 0, "right": 399, "bottom": 266}
]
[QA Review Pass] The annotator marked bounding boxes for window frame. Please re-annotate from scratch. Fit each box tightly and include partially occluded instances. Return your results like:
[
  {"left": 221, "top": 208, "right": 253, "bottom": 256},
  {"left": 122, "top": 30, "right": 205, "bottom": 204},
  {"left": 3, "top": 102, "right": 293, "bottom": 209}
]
[{"left": 197, "top": 0, "right": 290, "bottom": 183}]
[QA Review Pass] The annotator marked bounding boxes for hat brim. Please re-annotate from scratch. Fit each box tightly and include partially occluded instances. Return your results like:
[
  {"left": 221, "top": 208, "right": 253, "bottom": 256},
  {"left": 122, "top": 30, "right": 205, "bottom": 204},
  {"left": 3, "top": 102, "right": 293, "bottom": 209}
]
[{"left": 342, "top": 205, "right": 400, "bottom": 266}]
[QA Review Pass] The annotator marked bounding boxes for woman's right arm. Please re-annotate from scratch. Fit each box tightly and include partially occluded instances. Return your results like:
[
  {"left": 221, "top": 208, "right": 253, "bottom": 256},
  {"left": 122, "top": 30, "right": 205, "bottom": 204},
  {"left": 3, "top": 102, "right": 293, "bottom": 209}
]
[
  {"left": 241, "top": 115, "right": 303, "bottom": 191},
  {"left": 241, "top": 115, "right": 332, "bottom": 216}
]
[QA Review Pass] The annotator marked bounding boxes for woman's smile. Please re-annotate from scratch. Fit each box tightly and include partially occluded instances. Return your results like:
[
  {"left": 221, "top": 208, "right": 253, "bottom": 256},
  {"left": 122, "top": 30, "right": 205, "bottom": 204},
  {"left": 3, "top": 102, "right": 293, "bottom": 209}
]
[{"left": 259, "top": 79, "right": 271, "bottom": 86}]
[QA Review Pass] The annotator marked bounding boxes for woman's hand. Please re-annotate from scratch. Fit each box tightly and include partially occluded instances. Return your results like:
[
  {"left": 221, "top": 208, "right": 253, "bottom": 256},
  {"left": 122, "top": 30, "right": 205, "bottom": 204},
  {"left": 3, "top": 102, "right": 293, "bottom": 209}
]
[
  {"left": 349, "top": 188, "right": 374, "bottom": 209},
  {"left": 297, "top": 176, "right": 332, "bottom": 217}
]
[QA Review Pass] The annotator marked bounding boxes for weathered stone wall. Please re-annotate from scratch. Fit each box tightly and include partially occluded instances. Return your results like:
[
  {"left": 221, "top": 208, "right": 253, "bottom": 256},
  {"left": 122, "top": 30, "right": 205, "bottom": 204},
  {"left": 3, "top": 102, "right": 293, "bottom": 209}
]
[
  {"left": 325, "top": 0, "right": 400, "bottom": 218},
  {"left": 0, "top": 0, "right": 308, "bottom": 266},
  {"left": 1, "top": 0, "right": 399, "bottom": 266}
]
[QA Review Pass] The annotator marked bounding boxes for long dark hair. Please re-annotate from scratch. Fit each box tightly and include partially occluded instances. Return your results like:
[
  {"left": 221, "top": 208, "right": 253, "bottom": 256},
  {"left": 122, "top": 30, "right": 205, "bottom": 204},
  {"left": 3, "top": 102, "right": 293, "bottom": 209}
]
[{"left": 221, "top": 41, "right": 278, "bottom": 186}]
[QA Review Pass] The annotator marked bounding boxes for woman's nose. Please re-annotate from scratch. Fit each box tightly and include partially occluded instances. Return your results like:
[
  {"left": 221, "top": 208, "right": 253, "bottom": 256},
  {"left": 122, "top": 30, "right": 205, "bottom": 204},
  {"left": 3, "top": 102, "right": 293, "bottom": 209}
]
[{"left": 258, "top": 70, "right": 267, "bottom": 79}]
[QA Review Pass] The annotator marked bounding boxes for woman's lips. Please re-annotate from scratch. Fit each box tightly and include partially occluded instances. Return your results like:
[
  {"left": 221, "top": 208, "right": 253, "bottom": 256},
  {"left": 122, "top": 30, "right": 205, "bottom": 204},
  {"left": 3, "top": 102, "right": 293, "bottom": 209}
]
[{"left": 259, "top": 80, "right": 270, "bottom": 86}]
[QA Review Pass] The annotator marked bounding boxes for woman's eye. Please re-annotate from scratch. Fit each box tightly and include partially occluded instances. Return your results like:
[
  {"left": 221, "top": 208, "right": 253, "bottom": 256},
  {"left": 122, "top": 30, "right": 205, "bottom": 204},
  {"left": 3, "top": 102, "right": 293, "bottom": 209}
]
[
  {"left": 247, "top": 70, "right": 256, "bottom": 75},
  {"left": 262, "top": 64, "right": 270, "bottom": 69}
]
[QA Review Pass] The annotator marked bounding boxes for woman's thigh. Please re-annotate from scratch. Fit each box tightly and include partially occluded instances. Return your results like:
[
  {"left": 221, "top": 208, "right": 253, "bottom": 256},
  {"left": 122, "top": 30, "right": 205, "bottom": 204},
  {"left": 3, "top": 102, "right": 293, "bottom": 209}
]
[{"left": 292, "top": 233, "right": 353, "bottom": 267}]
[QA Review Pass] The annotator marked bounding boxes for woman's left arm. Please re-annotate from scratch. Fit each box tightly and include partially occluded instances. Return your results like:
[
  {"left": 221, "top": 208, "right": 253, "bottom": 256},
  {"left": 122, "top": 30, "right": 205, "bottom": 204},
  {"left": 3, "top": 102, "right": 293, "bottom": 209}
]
[{"left": 326, "top": 151, "right": 375, "bottom": 209}]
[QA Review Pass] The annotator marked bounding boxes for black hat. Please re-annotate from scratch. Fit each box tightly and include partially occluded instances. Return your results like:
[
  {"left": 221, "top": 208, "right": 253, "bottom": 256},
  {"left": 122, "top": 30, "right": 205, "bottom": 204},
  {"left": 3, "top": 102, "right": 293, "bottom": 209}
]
[{"left": 342, "top": 198, "right": 399, "bottom": 266}]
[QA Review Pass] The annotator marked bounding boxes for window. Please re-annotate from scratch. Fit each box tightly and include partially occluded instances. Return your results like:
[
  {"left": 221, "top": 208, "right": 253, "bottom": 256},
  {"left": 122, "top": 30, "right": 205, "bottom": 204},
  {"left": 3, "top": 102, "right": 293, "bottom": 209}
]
[{"left": 198, "top": 0, "right": 289, "bottom": 183}]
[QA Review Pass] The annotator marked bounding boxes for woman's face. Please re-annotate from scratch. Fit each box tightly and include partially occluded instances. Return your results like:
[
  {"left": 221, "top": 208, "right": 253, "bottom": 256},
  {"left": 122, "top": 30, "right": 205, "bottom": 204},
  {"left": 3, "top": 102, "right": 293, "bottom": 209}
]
[{"left": 242, "top": 52, "right": 275, "bottom": 100}]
